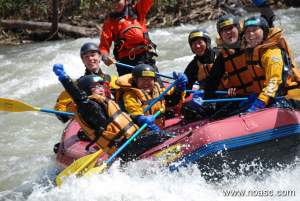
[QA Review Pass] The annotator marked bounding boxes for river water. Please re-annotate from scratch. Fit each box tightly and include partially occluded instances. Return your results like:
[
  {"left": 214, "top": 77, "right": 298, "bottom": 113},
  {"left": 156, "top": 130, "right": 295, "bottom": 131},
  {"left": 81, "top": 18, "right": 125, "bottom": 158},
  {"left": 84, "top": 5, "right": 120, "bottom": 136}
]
[{"left": 0, "top": 8, "right": 300, "bottom": 201}]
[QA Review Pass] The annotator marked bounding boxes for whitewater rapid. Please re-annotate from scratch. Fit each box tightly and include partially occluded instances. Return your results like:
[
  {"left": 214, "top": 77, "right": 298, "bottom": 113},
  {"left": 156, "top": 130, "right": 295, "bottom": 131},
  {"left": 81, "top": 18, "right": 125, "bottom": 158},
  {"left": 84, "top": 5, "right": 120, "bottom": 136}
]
[{"left": 0, "top": 8, "right": 300, "bottom": 201}]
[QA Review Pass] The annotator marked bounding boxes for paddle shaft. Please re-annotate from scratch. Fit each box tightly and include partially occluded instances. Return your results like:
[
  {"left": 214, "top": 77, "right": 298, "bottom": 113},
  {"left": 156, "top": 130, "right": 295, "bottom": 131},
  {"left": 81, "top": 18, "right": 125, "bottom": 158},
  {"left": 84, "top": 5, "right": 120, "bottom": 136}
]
[
  {"left": 116, "top": 62, "right": 208, "bottom": 87},
  {"left": 102, "top": 80, "right": 178, "bottom": 167},
  {"left": 106, "top": 110, "right": 161, "bottom": 165},
  {"left": 116, "top": 62, "right": 174, "bottom": 80},
  {"left": 39, "top": 108, "right": 74, "bottom": 116},
  {"left": 199, "top": 96, "right": 287, "bottom": 104},
  {"left": 186, "top": 90, "right": 228, "bottom": 95},
  {"left": 201, "top": 97, "right": 248, "bottom": 103},
  {"left": 144, "top": 80, "right": 178, "bottom": 112}
]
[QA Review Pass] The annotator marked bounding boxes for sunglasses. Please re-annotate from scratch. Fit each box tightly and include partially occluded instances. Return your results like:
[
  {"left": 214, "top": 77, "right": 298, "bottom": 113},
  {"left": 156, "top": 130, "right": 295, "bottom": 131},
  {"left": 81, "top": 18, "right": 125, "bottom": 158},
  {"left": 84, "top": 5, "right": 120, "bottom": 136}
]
[{"left": 90, "top": 82, "right": 109, "bottom": 89}]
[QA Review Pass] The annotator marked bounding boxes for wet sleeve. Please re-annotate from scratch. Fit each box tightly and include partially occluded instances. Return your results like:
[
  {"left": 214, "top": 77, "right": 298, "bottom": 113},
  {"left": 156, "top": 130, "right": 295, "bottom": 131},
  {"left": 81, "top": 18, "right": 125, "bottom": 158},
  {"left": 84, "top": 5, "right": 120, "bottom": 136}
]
[
  {"left": 184, "top": 59, "right": 198, "bottom": 92},
  {"left": 135, "top": 0, "right": 154, "bottom": 19},
  {"left": 258, "top": 48, "right": 284, "bottom": 104},
  {"left": 165, "top": 88, "right": 185, "bottom": 107},
  {"left": 123, "top": 91, "right": 144, "bottom": 116},
  {"left": 99, "top": 19, "right": 113, "bottom": 56},
  {"left": 203, "top": 55, "right": 225, "bottom": 98}
]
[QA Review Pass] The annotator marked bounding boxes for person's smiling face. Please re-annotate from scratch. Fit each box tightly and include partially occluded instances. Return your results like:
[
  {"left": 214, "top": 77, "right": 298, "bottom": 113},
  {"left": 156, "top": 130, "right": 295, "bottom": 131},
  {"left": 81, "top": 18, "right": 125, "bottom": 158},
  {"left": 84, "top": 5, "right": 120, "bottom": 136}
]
[
  {"left": 220, "top": 25, "right": 239, "bottom": 46},
  {"left": 137, "top": 77, "right": 155, "bottom": 93},
  {"left": 191, "top": 38, "right": 207, "bottom": 56},
  {"left": 244, "top": 26, "right": 264, "bottom": 48},
  {"left": 81, "top": 51, "right": 101, "bottom": 73}
]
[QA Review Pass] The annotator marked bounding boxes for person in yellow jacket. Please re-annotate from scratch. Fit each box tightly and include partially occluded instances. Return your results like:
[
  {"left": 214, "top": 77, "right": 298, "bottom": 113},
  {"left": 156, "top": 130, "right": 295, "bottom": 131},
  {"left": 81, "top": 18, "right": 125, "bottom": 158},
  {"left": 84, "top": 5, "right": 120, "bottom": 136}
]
[
  {"left": 53, "top": 64, "right": 172, "bottom": 161},
  {"left": 204, "top": 0, "right": 277, "bottom": 98},
  {"left": 242, "top": 16, "right": 299, "bottom": 112},
  {"left": 116, "top": 64, "right": 187, "bottom": 131},
  {"left": 54, "top": 42, "right": 119, "bottom": 123}
]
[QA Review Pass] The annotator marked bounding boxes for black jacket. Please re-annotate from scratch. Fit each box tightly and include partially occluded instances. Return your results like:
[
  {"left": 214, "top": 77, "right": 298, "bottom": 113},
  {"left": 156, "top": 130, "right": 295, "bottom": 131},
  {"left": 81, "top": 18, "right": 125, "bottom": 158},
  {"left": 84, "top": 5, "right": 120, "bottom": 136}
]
[
  {"left": 184, "top": 48, "right": 216, "bottom": 93},
  {"left": 60, "top": 77, "right": 108, "bottom": 131}
]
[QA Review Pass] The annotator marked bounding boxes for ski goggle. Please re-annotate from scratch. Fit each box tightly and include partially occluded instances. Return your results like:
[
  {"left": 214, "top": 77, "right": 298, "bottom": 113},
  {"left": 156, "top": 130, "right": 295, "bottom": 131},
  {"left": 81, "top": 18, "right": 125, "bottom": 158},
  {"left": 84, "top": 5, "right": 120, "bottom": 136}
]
[{"left": 90, "top": 82, "right": 111, "bottom": 97}]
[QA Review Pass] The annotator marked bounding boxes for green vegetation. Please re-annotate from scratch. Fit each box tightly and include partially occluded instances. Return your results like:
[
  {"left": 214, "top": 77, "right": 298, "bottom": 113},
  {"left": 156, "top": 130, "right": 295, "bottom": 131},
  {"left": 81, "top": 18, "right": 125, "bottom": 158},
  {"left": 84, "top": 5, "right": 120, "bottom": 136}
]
[
  {"left": 0, "top": 0, "right": 48, "bottom": 20},
  {"left": 0, "top": 0, "right": 182, "bottom": 23}
]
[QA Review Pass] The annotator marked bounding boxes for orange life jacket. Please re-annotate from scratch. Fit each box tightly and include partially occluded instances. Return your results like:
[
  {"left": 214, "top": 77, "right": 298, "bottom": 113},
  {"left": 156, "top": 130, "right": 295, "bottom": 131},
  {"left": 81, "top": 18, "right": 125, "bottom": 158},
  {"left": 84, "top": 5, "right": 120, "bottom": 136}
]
[
  {"left": 74, "top": 94, "right": 138, "bottom": 155},
  {"left": 197, "top": 61, "right": 212, "bottom": 83},
  {"left": 109, "top": 6, "right": 153, "bottom": 59},
  {"left": 219, "top": 48, "right": 260, "bottom": 95},
  {"left": 115, "top": 18, "right": 150, "bottom": 53}
]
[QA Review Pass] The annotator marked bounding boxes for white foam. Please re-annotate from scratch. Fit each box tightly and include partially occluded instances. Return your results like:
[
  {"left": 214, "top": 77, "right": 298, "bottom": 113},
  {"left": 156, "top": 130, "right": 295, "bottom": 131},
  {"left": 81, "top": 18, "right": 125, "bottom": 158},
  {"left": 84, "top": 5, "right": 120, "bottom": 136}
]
[{"left": 24, "top": 160, "right": 300, "bottom": 201}]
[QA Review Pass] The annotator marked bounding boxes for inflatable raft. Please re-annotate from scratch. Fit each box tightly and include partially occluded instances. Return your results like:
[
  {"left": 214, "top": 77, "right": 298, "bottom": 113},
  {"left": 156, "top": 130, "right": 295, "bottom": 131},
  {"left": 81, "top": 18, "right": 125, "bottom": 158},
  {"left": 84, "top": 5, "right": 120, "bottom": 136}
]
[{"left": 55, "top": 107, "right": 300, "bottom": 179}]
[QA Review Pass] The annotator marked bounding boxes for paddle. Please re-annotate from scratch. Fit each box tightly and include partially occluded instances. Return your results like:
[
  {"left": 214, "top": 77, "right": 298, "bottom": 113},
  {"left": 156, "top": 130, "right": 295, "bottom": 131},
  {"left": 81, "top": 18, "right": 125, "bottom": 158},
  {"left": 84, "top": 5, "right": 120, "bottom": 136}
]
[
  {"left": 115, "top": 61, "right": 174, "bottom": 80},
  {"left": 193, "top": 91, "right": 300, "bottom": 105},
  {"left": 56, "top": 149, "right": 104, "bottom": 186},
  {"left": 56, "top": 79, "right": 178, "bottom": 185},
  {"left": 186, "top": 90, "right": 228, "bottom": 95},
  {"left": 0, "top": 98, "right": 74, "bottom": 116},
  {"left": 115, "top": 61, "right": 215, "bottom": 87},
  {"left": 194, "top": 97, "right": 248, "bottom": 104},
  {"left": 84, "top": 110, "right": 162, "bottom": 176}
]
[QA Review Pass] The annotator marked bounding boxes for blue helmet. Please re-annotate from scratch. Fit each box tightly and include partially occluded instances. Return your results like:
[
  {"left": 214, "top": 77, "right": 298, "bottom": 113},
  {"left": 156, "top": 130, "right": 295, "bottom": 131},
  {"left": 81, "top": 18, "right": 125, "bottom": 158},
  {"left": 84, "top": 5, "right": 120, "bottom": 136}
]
[{"left": 244, "top": 16, "right": 269, "bottom": 38}]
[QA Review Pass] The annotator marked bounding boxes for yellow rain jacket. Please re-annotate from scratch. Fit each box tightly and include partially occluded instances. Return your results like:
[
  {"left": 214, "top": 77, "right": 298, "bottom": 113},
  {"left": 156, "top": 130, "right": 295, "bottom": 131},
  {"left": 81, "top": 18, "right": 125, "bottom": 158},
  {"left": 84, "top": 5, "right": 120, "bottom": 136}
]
[
  {"left": 116, "top": 74, "right": 185, "bottom": 128},
  {"left": 245, "top": 28, "right": 299, "bottom": 104},
  {"left": 256, "top": 48, "right": 283, "bottom": 104}
]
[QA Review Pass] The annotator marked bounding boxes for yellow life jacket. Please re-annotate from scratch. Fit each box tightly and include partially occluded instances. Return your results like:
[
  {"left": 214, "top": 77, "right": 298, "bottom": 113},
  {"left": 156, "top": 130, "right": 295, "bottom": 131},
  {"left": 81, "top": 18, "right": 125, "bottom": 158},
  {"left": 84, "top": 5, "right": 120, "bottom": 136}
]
[
  {"left": 129, "top": 83, "right": 165, "bottom": 114},
  {"left": 108, "top": 74, "right": 120, "bottom": 90},
  {"left": 74, "top": 94, "right": 138, "bottom": 155},
  {"left": 130, "top": 84, "right": 166, "bottom": 128},
  {"left": 114, "top": 74, "right": 133, "bottom": 104},
  {"left": 115, "top": 74, "right": 166, "bottom": 128}
]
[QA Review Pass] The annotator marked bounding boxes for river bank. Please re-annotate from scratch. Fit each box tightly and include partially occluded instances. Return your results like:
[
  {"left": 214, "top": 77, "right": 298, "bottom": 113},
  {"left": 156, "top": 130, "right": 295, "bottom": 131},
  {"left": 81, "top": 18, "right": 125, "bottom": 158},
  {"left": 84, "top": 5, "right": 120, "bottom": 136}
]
[{"left": 0, "top": 0, "right": 299, "bottom": 45}]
